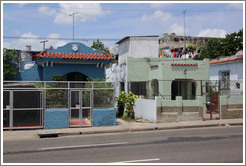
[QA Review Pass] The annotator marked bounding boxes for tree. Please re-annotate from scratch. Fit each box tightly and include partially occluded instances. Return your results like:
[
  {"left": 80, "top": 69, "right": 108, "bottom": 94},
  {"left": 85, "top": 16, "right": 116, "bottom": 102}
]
[
  {"left": 195, "top": 29, "right": 243, "bottom": 60},
  {"left": 91, "top": 39, "right": 110, "bottom": 54},
  {"left": 3, "top": 48, "right": 18, "bottom": 80}
]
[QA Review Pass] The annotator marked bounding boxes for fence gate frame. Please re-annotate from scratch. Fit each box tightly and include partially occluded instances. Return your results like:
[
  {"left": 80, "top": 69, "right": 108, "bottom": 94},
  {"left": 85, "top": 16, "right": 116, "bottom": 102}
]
[
  {"left": 3, "top": 89, "right": 44, "bottom": 130},
  {"left": 69, "top": 89, "right": 93, "bottom": 127}
]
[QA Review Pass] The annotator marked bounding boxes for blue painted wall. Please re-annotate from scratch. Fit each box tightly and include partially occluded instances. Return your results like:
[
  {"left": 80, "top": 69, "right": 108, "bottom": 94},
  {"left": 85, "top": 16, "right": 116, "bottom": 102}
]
[
  {"left": 14, "top": 63, "right": 43, "bottom": 81},
  {"left": 93, "top": 108, "right": 116, "bottom": 127},
  {"left": 43, "top": 63, "right": 105, "bottom": 81},
  {"left": 45, "top": 109, "right": 69, "bottom": 129}
]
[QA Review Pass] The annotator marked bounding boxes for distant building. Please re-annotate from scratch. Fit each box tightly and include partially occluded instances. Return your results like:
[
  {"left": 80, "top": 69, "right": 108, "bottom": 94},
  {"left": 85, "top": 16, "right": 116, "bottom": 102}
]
[{"left": 158, "top": 33, "right": 223, "bottom": 58}]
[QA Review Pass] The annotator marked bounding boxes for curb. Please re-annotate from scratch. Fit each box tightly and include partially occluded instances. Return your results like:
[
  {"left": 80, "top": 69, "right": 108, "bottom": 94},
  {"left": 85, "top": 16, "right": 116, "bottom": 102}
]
[{"left": 37, "top": 122, "right": 243, "bottom": 138}]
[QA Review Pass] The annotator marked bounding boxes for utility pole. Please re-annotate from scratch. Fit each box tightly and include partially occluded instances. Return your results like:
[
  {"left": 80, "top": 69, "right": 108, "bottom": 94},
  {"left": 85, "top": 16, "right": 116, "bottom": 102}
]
[
  {"left": 69, "top": 12, "right": 78, "bottom": 41},
  {"left": 40, "top": 40, "right": 48, "bottom": 50},
  {"left": 183, "top": 10, "right": 187, "bottom": 48}
]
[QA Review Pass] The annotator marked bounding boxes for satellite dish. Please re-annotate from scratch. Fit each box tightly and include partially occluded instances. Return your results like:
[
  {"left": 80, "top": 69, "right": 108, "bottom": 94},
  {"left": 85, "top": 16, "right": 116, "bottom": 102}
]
[{"left": 151, "top": 79, "right": 159, "bottom": 95}]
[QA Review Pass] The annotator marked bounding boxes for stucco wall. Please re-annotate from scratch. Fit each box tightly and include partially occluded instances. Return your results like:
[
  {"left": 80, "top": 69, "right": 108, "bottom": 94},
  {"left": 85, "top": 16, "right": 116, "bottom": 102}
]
[
  {"left": 106, "top": 63, "right": 127, "bottom": 96},
  {"left": 118, "top": 38, "right": 130, "bottom": 65},
  {"left": 127, "top": 57, "right": 209, "bottom": 98},
  {"left": 45, "top": 109, "right": 69, "bottom": 129},
  {"left": 118, "top": 36, "right": 159, "bottom": 65},
  {"left": 156, "top": 96, "right": 204, "bottom": 122},
  {"left": 127, "top": 58, "right": 150, "bottom": 82},
  {"left": 14, "top": 63, "right": 43, "bottom": 81},
  {"left": 134, "top": 98, "right": 157, "bottom": 122},
  {"left": 210, "top": 61, "right": 243, "bottom": 81},
  {"left": 43, "top": 63, "right": 105, "bottom": 81},
  {"left": 93, "top": 108, "right": 116, "bottom": 127},
  {"left": 130, "top": 36, "right": 158, "bottom": 59},
  {"left": 219, "top": 95, "right": 243, "bottom": 119}
]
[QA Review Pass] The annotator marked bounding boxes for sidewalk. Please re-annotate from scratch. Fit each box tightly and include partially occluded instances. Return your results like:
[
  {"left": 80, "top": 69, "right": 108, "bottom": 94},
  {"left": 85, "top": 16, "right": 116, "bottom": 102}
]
[{"left": 3, "top": 118, "right": 243, "bottom": 141}]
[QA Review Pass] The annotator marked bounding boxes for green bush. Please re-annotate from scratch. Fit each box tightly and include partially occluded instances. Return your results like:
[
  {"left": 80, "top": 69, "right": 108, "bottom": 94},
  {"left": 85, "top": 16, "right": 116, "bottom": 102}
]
[{"left": 117, "top": 91, "right": 138, "bottom": 120}]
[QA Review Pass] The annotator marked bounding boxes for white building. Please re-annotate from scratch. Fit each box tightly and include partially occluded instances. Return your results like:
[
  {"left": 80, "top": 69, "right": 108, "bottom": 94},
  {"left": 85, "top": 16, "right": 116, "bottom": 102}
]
[
  {"left": 106, "top": 35, "right": 159, "bottom": 96},
  {"left": 210, "top": 50, "right": 243, "bottom": 97}
]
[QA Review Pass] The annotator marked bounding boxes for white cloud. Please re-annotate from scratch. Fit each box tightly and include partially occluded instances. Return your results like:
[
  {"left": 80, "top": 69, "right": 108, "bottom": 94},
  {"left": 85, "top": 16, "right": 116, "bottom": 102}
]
[
  {"left": 38, "top": 5, "right": 56, "bottom": 16},
  {"left": 197, "top": 29, "right": 227, "bottom": 38},
  {"left": 225, "top": 3, "right": 243, "bottom": 10},
  {"left": 168, "top": 24, "right": 189, "bottom": 36},
  {"left": 140, "top": 10, "right": 172, "bottom": 22},
  {"left": 3, "top": 32, "right": 68, "bottom": 51},
  {"left": 150, "top": 3, "right": 172, "bottom": 9},
  {"left": 38, "top": 3, "right": 111, "bottom": 25},
  {"left": 48, "top": 33, "right": 61, "bottom": 39}
]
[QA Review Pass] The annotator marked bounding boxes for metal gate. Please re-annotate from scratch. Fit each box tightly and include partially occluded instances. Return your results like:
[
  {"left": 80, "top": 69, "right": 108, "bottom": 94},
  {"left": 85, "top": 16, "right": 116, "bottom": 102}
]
[
  {"left": 3, "top": 90, "right": 44, "bottom": 130},
  {"left": 204, "top": 81, "right": 220, "bottom": 120},
  {"left": 69, "top": 90, "right": 92, "bottom": 127}
]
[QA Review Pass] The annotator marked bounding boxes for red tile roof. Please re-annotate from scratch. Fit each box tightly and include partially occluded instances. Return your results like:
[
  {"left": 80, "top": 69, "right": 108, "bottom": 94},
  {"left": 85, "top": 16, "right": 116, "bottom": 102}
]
[
  {"left": 210, "top": 55, "right": 243, "bottom": 64},
  {"left": 171, "top": 63, "right": 197, "bottom": 66},
  {"left": 37, "top": 50, "right": 113, "bottom": 60}
]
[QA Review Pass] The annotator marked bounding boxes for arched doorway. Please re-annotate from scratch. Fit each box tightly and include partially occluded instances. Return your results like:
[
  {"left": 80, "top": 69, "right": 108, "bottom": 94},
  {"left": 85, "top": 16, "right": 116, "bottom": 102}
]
[{"left": 62, "top": 72, "right": 88, "bottom": 81}]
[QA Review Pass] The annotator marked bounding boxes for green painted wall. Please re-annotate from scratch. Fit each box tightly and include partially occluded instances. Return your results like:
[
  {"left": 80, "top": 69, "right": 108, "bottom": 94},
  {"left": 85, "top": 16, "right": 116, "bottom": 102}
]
[{"left": 127, "top": 57, "right": 210, "bottom": 99}]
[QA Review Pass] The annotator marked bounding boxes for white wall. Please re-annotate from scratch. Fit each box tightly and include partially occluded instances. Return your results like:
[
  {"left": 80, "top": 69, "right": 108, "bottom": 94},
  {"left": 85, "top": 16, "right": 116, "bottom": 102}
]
[
  {"left": 210, "top": 61, "right": 243, "bottom": 81},
  {"left": 130, "top": 36, "right": 159, "bottom": 59},
  {"left": 106, "top": 63, "right": 127, "bottom": 97},
  {"left": 118, "top": 38, "right": 130, "bottom": 65},
  {"left": 134, "top": 98, "right": 157, "bottom": 122},
  {"left": 118, "top": 36, "right": 159, "bottom": 65}
]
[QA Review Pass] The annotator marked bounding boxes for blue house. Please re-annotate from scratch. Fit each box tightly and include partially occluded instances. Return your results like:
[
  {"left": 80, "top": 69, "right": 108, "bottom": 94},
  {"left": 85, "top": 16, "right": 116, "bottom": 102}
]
[{"left": 15, "top": 42, "right": 113, "bottom": 81}]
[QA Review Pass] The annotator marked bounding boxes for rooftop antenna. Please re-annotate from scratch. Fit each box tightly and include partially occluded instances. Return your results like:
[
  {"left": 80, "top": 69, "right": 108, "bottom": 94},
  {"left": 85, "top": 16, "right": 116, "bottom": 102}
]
[
  {"left": 69, "top": 12, "right": 78, "bottom": 41},
  {"left": 40, "top": 40, "right": 48, "bottom": 50}
]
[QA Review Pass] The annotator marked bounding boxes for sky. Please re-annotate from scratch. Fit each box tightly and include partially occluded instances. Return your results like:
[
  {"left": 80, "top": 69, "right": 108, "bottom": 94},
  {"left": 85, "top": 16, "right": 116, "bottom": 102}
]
[{"left": 2, "top": 1, "right": 244, "bottom": 52}]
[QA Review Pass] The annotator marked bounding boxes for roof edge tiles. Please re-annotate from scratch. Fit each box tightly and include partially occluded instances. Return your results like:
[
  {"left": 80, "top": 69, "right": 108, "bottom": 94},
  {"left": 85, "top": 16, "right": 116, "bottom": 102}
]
[
  {"left": 210, "top": 55, "right": 243, "bottom": 64},
  {"left": 36, "top": 42, "right": 113, "bottom": 61}
]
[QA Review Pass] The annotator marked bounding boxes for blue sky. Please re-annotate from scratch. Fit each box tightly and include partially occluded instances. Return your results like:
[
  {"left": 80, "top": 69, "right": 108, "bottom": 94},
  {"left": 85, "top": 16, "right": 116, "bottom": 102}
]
[{"left": 2, "top": 1, "right": 244, "bottom": 52}]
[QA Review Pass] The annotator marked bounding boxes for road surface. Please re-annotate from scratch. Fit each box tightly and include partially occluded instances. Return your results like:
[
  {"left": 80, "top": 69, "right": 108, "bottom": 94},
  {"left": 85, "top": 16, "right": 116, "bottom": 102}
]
[{"left": 3, "top": 125, "right": 243, "bottom": 163}]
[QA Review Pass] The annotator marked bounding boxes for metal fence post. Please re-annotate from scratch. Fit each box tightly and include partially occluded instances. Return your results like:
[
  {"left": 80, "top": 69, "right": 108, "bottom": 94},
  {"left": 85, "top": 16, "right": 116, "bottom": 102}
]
[
  {"left": 210, "top": 83, "right": 213, "bottom": 120},
  {"left": 91, "top": 82, "right": 94, "bottom": 126},
  {"left": 9, "top": 91, "right": 13, "bottom": 130},
  {"left": 43, "top": 82, "right": 46, "bottom": 128}
]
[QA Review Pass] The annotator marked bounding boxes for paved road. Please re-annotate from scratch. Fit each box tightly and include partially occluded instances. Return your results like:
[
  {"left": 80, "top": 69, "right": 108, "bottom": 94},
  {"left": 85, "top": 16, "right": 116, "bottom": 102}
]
[{"left": 3, "top": 126, "right": 243, "bottom": 163}]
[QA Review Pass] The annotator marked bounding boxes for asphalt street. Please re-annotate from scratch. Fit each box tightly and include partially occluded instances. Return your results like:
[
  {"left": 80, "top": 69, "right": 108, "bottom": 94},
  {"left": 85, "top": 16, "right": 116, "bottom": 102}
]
[{"left": 3, "top": 125, "right": 243, "bottom": 163}]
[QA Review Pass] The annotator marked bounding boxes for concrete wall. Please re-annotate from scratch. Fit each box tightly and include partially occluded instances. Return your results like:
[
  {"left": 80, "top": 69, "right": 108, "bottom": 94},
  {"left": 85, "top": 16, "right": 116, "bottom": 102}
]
[
  {"left": 106, "top": 63, "right": 127, "bottom": 97},
  {"left": 43, "top": 63, "right": 105, "bottom": 81},
  {"left": 134, "top": 98, "right": 157, "bottom": 122},
  {"left": 127, "top": 57, "right": 209, "bottom": 99},
  {"left": 45, "top": 109, "right": 69, "bottom": 129},
  {"left": 220, "top": 95, "right": 243, "bottom": 119},
  {"left": 93, "top": 108, "right": 116, "bottom": 127},
  {"left": 14, "top": 63, "right": 43, "bottom": 81},
  {"left": 156, "top": 96, "right": 204, "bottom": 122},
  {"left": 127, "top": 58, "right": 150, "bottom": 81},
  {"left": 130, "top": 36, "right": 158, "bottom": 59},
  {"left": 118, "top": 36, "right": 159, "bottom": 65},
  {"left": 118, "top": 38, "right": 130, "bottom": 65}
]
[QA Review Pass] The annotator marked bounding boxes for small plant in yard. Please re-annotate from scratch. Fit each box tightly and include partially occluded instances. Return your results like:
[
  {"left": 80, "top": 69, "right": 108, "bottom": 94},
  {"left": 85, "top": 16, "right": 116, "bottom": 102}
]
[
  {"left": 117, "top": 91, "right": 127, "bottom": 118},
  {"left": 117, "top": 91, "right": 138, "bottom": 120}
]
